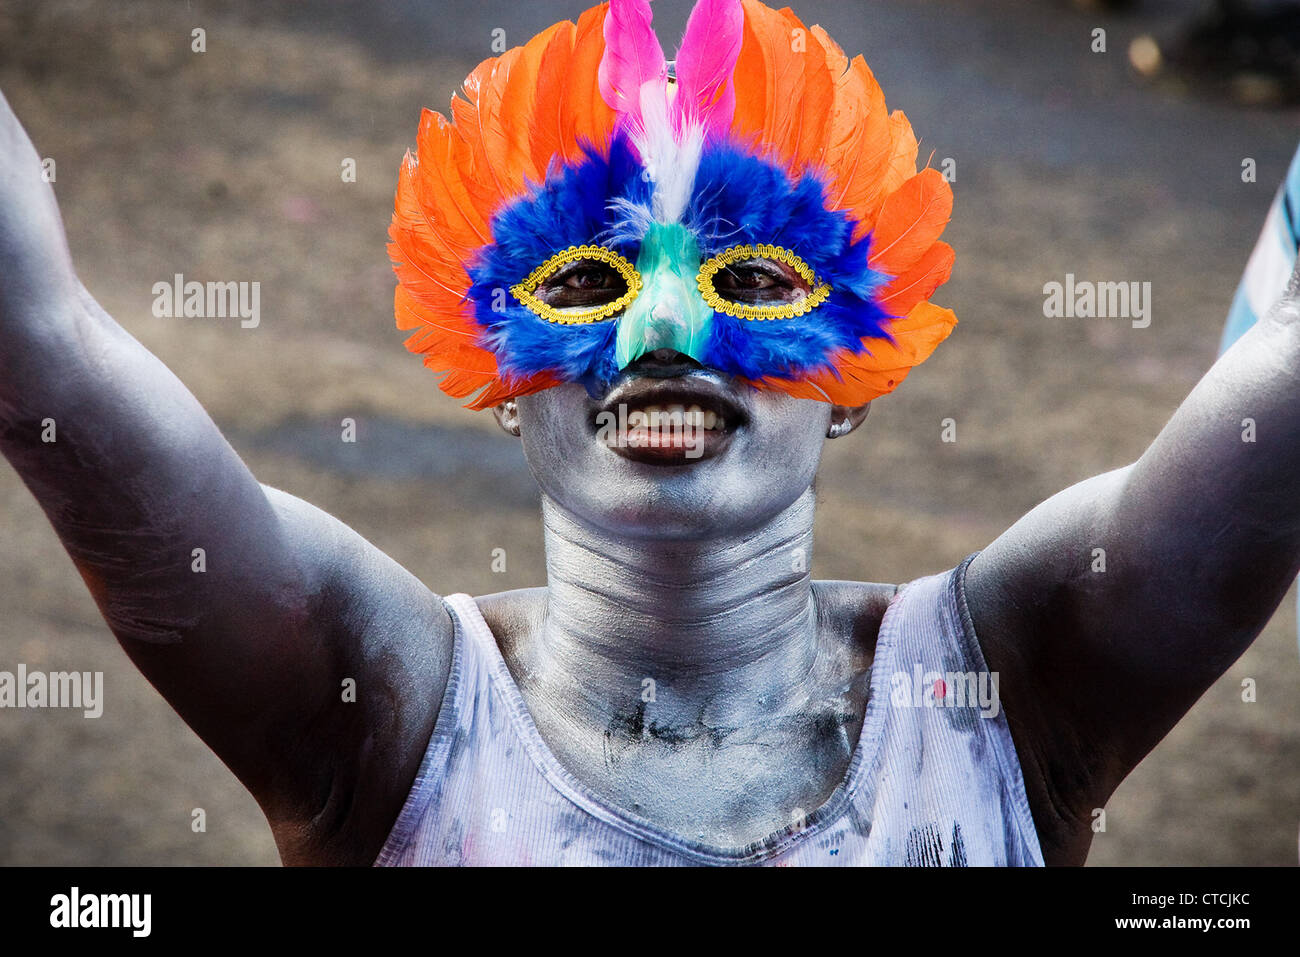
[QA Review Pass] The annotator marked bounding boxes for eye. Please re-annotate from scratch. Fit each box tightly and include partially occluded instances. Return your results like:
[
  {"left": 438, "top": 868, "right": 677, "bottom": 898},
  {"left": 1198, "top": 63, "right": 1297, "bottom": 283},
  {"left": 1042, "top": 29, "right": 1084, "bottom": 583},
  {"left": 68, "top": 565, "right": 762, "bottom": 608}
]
[
  {"left": 511, "top": 245, "right": 642, "bottom": 325},
  {"left": 697, "top": 244, "right": 832, "bottom": 320},
  {"left": 541, "top": 261, "right": 626, "bottom": 305},
  {"left": 715, "top": 260, "right": 800, "bottom": 300}
]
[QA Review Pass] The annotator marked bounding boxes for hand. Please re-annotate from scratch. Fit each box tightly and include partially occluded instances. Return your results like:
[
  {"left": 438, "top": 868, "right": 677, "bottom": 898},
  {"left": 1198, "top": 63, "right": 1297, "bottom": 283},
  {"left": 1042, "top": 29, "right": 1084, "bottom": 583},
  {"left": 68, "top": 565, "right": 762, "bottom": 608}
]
[
  {"left": 0, "top": 87, "right": 80, "bottom": 331},
  {"left": 1279, "top": 254, "right": 1300, "bottom": 320}
]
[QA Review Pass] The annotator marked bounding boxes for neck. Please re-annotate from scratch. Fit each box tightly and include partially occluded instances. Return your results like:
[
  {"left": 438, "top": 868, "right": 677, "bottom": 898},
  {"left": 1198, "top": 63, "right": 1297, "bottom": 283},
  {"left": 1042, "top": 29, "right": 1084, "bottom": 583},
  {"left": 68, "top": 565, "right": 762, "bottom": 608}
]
[{"left": 530, "top": 489, "right": 821, "bottom": 729}]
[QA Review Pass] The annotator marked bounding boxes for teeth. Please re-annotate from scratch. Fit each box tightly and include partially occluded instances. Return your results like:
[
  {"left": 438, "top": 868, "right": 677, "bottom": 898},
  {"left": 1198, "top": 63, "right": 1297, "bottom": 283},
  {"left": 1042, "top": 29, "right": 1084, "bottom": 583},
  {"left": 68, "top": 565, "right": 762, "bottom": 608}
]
[{"left": 622, "top": 403, "right": 727, "bottom": 431}]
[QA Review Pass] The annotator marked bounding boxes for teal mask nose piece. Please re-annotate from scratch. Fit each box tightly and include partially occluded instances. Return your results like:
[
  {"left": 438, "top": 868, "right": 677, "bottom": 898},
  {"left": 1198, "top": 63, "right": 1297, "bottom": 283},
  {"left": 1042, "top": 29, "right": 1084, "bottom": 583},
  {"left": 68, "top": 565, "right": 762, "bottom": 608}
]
[{"left": 615, "top": 223, "right": 713, "bottom": 369}]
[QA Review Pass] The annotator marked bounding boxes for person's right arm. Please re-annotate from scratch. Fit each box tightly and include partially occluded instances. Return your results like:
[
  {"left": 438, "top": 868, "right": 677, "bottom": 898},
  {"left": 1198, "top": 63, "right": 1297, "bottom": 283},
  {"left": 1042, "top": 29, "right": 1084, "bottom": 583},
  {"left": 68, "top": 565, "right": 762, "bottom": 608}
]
[{"left": 0, "top": 89, "right": 453, "bottom": 864}]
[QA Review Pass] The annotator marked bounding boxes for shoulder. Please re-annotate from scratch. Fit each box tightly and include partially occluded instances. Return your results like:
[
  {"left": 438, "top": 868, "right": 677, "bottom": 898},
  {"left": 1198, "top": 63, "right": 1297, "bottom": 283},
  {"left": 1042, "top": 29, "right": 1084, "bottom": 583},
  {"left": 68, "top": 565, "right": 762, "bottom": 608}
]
[
  {"left": 818, "top": 564, "right": 985, "bottom": 673},
  {"left": 811, "top": 579, "right": 899, "bottom": 661},
  {"left": 473, "top": 587, "right": 547, "bottom": 663},
  {"left": 963, "top": 548, "right": 1102, "bottom": 864},
  {"left": 259, "top": 486, "right": 457, "bottom": 865}
]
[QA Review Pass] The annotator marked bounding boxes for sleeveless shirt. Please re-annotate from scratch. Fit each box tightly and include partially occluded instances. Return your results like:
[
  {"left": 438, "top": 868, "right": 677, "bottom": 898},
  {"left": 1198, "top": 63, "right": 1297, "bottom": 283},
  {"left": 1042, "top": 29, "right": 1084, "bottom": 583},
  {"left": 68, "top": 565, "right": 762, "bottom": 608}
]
[{"left": 375, "top": 553, "right": 1044, "bottom": 866}]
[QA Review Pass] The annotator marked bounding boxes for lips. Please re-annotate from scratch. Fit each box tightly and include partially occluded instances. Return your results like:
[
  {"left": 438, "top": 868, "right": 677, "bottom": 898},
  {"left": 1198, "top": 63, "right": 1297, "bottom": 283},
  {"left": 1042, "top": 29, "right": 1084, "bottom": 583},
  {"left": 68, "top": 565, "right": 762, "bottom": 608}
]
[{"left": 593, "top": 374, "right": 749, "bottom": 466}]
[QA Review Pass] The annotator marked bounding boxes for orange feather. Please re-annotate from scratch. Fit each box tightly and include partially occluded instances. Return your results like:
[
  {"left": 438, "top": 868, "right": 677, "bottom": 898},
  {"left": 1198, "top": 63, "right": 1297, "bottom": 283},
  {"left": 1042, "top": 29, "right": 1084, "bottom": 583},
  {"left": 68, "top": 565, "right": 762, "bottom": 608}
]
[
  {"left": 777, "top": 7, "right": 833, "bottom": 172},
  {"left": 810, "top": 22, "right": 846, "bottom": 75},
  {"left": 560, "top": 4, "right": 617, "bottom": 163},
  {"left": 393, "top": 286, "right": 476, "bottom": 344},
  {"left": 733, "top": 4, "right": 913, "bottom": 242},
  {"left": 868, "top": 300, "right": 958, "bottom": 366},
  {"left": 456, "top": 47, "right": 528, "bottom": 222},
  {"left": 729, "top": 3, "right": 769, "bottom": 147},
  {"left": 529, "top": 21, "right": 579, "bottom": 176},
  {"left": 389, "top": 154, "right": 473, "bottom": 306},
  {"left": 809, "top": 302, "right": 958, "bottom": 405},
  {"left": 392, "top": 0, "right": 957, "bottom": 409},
  {"left": 502, "top": 21, "right": 572, "bottom": 186},
  {"left": 393, "top": 285, "right": 479, "bottom": 350},
  {"left": 413, "top": 110, "right": 490, "bottom": 249},
  {"left": 881, "top": 110, "right": 920, "bottom": 198},
  {"left": 467, "top": 372, "right": 564, "bottom": 411},
  {"left": 745, "top": 374, "right": 833, "bottom": 402},
  {"left": 878, "top": 241, "right": 955, "bottom": 316},
  {"left": 392, "top": 3, "right": 616, "bottom": 407},
  {"left": 747, "top": 0, "right": 797, "bottom": 159},
  {"left": 758, "top": 301, "right": 958, "bottom": 406},
  {"left": 868, "top": 168, "right": 953, "bottom": 276},
  {"left": 729, "top": 1, "right": 833, "bottom": 176},
  {"left": 824, "top": 56, "right": 892, "bottom": 237}
]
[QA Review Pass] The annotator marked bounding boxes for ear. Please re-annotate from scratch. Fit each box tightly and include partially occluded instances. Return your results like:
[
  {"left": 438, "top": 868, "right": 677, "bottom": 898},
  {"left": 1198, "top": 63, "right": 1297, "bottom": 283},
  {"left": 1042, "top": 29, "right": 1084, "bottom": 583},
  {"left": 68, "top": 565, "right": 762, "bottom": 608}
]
[
  {"left": 492, "top": 399, "right": 522, "bottom": 437},
  {"left": 826, "top": 402, "right": 871, "bottom": 439}
]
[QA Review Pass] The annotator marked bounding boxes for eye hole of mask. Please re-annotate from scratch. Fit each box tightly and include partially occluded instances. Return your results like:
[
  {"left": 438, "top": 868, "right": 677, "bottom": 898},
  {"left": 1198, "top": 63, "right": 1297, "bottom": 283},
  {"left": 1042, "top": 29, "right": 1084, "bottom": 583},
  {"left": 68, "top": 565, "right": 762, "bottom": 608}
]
[
  {"left": 511, "top": 245, "right": 642, "bottom": 325},
  {"left": 697, "top": 244, "right": 832, "bottom": 320}
]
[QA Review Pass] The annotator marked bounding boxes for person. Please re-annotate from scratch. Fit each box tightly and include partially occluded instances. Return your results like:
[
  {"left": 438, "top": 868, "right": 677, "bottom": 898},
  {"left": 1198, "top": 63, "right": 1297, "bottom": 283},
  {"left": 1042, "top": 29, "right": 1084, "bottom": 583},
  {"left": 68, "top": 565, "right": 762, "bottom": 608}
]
[
  {"left": 2, "top": 0, "right": 1299, "bottom": 867},
  {"left": 1221, "top": 147, "right": 1300, "bottom": 354},
  {"left": 1219, "top": 145, "right": 1300, "bottom": 658}
]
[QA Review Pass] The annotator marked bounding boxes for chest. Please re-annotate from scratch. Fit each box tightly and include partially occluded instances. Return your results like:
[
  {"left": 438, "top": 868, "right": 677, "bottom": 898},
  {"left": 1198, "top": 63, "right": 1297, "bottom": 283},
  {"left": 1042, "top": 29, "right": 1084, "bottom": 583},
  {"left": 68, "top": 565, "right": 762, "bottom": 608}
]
[
  {"left": 474, "top": 582, "right": 890, "bottom": 849},
  {"left": 515, "top": 651, "right": 872, "bottom": 849}
]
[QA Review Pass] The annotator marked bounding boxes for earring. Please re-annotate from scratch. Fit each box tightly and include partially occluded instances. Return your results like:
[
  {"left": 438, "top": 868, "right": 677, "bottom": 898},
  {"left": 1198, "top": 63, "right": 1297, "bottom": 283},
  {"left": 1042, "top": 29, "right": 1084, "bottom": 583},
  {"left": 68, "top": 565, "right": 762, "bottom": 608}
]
[
  {"left": 502, "top": 400, "right": 521, "bottom": 436},
  {"left": 827, "top": 418, "right": 853, "bottom": 439}
]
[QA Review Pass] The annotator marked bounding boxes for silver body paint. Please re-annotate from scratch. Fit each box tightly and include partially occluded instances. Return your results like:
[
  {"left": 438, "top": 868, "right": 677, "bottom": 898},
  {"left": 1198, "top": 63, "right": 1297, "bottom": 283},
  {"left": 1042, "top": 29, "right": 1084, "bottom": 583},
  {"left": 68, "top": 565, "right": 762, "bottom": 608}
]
[
  {"left": 473, "top": 374, "right": 884, "bottom": 845},
  {"left": 6, "top": 81, "right": 1300, "bottom": 865}
]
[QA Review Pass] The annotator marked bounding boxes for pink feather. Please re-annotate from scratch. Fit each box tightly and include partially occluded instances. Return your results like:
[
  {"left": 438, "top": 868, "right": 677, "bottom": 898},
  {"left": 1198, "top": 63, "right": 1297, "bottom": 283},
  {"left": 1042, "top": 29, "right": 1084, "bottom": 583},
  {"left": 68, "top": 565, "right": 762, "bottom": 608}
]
[
  {"left": 672, "top": 0, "right": 743, "bottom": 138},
  {"left": 598, "top": 0, "right": 667, "bottom": 132}
]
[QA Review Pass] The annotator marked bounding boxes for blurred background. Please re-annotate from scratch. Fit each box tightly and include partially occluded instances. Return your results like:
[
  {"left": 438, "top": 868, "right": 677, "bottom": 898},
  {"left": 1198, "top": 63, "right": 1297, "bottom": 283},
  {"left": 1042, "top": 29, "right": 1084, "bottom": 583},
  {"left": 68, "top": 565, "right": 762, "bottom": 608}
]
[{"left": 0, "top": 0, "right": 1297, "bottom": 865}]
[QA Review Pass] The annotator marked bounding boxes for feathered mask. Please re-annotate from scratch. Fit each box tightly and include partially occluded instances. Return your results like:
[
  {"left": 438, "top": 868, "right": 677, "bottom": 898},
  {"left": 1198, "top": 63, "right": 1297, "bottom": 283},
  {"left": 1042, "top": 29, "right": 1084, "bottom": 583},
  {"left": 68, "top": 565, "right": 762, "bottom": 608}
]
[{"left": 389, "top": 0, "right": 957, "bottom": 410}]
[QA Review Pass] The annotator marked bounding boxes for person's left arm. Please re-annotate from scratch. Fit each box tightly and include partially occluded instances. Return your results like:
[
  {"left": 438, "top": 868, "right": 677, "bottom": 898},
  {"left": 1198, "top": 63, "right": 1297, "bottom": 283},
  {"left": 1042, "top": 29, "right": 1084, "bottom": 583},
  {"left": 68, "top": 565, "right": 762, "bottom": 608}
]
[{"left": 966, "top": 257, "right": 1300, "bottom": 864}]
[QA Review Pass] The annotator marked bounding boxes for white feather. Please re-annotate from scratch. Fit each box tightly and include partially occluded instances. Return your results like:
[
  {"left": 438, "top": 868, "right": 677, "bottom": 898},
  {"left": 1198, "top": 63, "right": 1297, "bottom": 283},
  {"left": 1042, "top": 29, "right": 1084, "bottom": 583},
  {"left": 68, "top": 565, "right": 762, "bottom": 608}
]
[
  {"left": 601, "top": 197, "right": 656, "bottom": 247},
  {"left": 633, "top": 79, "right": 703, "bottom": 225}
]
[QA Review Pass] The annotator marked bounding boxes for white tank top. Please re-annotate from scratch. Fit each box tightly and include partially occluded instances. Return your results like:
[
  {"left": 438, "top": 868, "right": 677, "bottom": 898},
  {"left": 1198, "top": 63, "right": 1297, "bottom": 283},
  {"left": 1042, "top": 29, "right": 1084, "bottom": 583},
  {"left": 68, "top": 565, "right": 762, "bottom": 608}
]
[{"left": 375, "top": 555, "right": 1044, "bottom": 866}]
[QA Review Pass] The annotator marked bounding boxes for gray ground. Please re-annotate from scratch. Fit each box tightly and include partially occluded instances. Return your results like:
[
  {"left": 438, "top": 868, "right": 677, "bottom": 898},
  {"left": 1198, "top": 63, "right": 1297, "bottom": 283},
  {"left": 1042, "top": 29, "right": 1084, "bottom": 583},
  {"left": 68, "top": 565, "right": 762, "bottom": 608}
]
[{"left": 0, "top": 0, "right": 1297, "bottom": 865}]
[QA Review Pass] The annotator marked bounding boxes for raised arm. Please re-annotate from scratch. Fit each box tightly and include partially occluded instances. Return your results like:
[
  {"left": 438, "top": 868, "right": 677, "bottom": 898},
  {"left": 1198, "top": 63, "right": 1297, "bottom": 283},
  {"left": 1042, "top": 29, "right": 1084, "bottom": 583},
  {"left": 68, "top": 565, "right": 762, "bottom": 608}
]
[
  {"left": 0, "top": 90, "right": 452, "bottom": 864},
  {"left": 966, "top": 255, "right": 1300, "bottom": 863}
]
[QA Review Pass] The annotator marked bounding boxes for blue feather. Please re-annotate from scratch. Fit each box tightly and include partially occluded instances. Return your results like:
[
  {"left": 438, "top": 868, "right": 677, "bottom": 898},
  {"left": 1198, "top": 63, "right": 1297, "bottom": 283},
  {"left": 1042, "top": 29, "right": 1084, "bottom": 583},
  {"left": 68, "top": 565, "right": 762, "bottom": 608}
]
[
  {"left": 466, "top": 133, "right": 894, "bottom": 392},
  {"left": 687, "top": 142, "right": 893, "bottom": 381},
  {"left": 468, "top": 132, "right": 647, "bottom": 392}
]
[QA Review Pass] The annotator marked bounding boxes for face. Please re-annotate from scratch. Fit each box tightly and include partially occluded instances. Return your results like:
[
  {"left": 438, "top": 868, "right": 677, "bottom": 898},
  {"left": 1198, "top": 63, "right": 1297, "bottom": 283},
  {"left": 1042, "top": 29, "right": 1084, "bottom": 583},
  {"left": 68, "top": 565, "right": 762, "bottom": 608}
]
[
  {"left": 391, "top": 0, "right": 959, "bottom": 490},
  {"left": 504, "top": 357, "right": 867, "bottom": 541},
  {"left": 469, "top": 132, "right": 894, "bottom": 400},
  {"left": 475, "top": 123, "right": 885, "bottom": 539},
  {"left": 514, "top": 376, "right": 827, "bottom": 541}
]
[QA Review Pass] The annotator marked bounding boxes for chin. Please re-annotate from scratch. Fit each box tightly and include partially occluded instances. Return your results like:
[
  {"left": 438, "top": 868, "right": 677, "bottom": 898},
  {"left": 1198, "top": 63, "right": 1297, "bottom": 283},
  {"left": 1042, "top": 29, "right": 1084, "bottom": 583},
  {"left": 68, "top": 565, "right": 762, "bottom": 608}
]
[{"left": 515, "top": 381, "right": 829, "bottom": 541}]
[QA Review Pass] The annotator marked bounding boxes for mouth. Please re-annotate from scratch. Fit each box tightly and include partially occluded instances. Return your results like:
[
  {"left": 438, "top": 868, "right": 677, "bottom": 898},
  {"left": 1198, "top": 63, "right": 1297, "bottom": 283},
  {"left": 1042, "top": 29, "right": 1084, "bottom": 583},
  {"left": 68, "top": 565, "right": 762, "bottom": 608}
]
[{"left": 592, "top": 373, "right": 750, "bottom": 466}]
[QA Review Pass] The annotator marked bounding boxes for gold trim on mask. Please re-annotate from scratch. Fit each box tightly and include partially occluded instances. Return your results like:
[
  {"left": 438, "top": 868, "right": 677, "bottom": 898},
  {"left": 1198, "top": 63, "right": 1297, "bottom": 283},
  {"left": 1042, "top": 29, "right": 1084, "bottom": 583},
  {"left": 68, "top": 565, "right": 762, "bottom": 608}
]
[
  {"left": 511, "top": 244, "right": 642, "bottom": 324},
  {"left": 696, "top": 243, "right": 832, "bottom": 320}
]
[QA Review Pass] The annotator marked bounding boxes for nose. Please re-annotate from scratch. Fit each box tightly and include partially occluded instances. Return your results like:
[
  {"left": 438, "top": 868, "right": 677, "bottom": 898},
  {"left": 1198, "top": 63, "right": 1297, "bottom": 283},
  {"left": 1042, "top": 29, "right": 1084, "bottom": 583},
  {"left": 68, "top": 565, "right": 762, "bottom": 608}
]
[
  {"left": 615, "top": 223, "right": 713, "bottom": 370},
  {"left": 638, "top": 297, "right": 696, "bottom": 354},
  {"left": 639, "top": 300, "right": 690, "bottom": 353},
  {"left": 621, "top": 348, "right": 704, "bottom": 378}
]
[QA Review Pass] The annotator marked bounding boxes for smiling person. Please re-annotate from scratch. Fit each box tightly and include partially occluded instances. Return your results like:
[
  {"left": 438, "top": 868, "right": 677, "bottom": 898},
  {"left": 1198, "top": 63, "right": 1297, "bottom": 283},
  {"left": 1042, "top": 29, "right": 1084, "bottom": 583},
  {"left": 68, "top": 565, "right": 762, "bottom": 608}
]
[{"left": 3, "top": 0, "right": 1300, "bottom": 868}]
